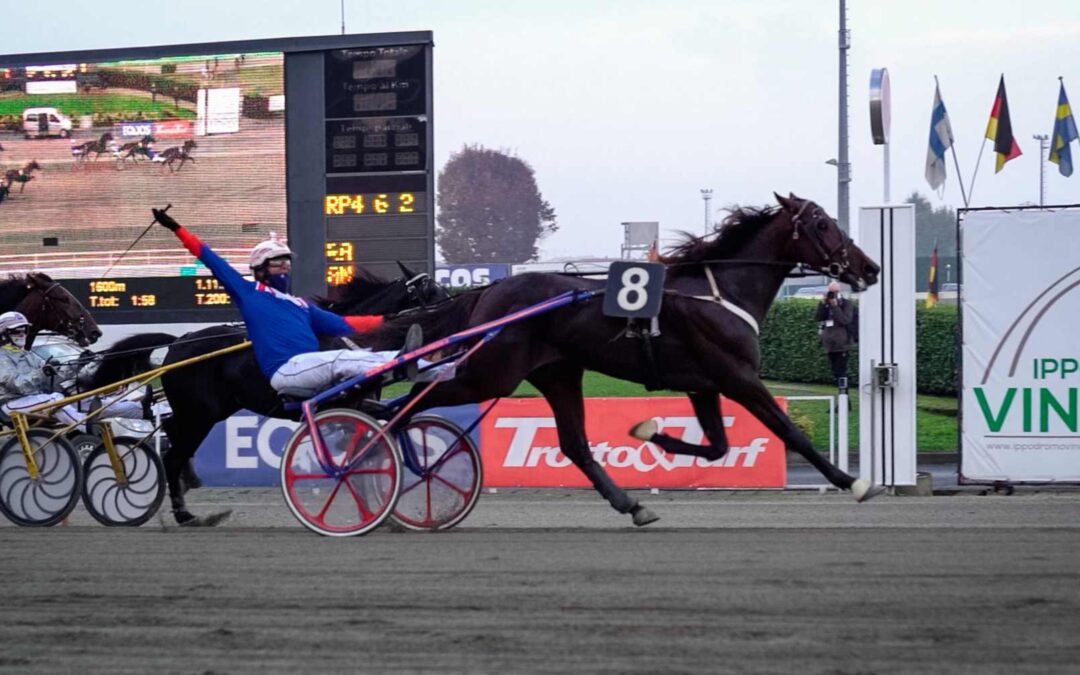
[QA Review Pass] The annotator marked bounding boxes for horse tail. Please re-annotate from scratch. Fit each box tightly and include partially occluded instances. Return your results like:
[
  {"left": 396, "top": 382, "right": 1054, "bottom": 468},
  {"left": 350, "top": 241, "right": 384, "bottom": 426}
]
[
  {"left": 88, "top": 333, "right": 178, "bottom": 388},
  {"left": 360, "top": 290, "right": 484, "bottom": 351}
]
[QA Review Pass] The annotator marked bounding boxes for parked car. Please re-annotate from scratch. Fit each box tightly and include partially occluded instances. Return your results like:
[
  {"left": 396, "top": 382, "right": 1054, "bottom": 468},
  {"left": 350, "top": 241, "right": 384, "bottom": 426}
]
[
  {"left": 22, "top": 107, "right": 72, "bottom": 139},
  {"left": 791, "top": 285, "right": 830, "bottom": 299}
]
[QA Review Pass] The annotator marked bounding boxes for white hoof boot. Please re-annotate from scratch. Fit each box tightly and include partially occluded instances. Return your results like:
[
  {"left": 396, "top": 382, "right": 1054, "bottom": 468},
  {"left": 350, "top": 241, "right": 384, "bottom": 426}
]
[
  {"left": 631, "top": 505, "right": 660, "bottom": 527},
  {"left": 851, "top": 478, "right": 885, "bottom": 503},
  {"left": 629, "top": 420, "right": 658, "bottom": 441}
]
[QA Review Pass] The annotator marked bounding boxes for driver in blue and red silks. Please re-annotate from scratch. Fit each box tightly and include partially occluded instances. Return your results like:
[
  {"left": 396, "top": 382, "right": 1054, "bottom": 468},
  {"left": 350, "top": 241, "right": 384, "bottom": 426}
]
[{"left": 152, "top": 207, "right": 439, "bottom": 396}]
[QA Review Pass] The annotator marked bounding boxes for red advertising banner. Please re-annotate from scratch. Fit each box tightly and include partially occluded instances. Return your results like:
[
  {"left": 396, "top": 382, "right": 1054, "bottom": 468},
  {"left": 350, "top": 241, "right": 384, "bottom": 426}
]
[
  {"left": 153, "top": 120, "right": 194, "bottom": 138},
  {"left": 480, "top": 397, "right": 787, "bottom": 489}
]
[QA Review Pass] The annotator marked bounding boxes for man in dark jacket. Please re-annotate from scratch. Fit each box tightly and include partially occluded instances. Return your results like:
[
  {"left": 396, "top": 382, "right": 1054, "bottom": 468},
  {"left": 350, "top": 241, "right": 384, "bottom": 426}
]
[{"left": 815, "top": 281, "right": 855, "bottom": 391}]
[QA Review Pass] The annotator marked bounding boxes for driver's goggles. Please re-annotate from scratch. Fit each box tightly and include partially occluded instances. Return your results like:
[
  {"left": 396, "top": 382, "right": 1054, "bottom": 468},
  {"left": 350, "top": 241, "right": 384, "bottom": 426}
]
[{"left": 266, "top": 257, "right": 292, "bottom": 271}]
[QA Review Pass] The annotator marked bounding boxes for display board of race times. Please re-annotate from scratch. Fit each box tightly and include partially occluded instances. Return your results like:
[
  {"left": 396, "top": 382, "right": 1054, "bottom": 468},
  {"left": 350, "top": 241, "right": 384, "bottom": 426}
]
[
  {"left": 0, "top": 32, "right": 433, "bottom": 324},
  {"left": 960, "top": 206, "right": 1080, "bottom": 483}
]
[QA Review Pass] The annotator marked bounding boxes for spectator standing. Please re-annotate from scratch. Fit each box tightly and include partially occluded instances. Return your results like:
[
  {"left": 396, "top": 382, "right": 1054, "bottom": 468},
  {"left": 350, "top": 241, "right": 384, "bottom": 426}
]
[{"left": 815, "top": 281, "right": 855, "bottom": 392}]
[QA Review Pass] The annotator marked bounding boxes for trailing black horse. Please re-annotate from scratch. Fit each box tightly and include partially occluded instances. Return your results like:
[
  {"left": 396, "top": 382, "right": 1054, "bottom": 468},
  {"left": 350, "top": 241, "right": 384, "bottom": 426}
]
[
  {"left": 364, "top": 193, "right": 883, "bottom": 525},
  {"left": 0, "top": 272, "right": 101, "bottom": 347},
  {"left": 91, "top": 264, "right": 448, "bottom": 523}
]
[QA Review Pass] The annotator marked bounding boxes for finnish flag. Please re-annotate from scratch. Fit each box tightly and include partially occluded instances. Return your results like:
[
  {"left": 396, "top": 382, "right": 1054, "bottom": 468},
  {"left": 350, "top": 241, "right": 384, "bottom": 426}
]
[{"left": 925, "top": 83, "right": 955, "bottom": 192}]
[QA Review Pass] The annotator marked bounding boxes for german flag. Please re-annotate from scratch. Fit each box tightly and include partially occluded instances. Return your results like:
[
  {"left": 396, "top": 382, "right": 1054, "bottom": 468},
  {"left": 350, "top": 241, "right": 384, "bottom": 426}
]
[
  {"left": 926, "top": 245, "right": 939, "bottom": 309},
  {"left": 985, "top": 75, "right": 1022, "bottom": 172}
]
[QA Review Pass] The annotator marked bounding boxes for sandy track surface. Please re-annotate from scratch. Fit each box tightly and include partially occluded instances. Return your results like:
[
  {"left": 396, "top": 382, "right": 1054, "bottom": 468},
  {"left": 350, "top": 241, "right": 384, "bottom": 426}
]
[{"left": 2, "top": 489, "right": 1079, "bottom": 673}]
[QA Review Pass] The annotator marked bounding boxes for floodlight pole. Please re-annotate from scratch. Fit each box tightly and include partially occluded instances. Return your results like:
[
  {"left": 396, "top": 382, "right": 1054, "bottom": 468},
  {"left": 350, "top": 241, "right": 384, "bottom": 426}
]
[
  {"left": 1033, "top": 134, "right": 1049, "bottom": 206},
  {"left": 701, "top": 189, "right": 713, "bottom": 234},
  {"left": 836, "top": 0, "right": 852, "bottom": 233}
]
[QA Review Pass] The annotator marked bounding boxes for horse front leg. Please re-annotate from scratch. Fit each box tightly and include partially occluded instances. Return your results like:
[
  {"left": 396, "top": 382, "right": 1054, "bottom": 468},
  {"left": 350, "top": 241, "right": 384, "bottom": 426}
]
[
  {"left": 528, "top": 362, "right": 658, "bottom": 526},
  {"left": 629, "top": 391, "right": 730, "bottom": 460},
  {"left": 730, "top": 376, "right": 884, "bottom": 502}
]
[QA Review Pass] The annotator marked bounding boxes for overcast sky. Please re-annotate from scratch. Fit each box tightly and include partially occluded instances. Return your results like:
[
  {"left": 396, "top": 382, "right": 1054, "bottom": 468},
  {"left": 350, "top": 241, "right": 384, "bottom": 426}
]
[{"left": 5, "top": 0, "right": 1080, "bottom": 259}]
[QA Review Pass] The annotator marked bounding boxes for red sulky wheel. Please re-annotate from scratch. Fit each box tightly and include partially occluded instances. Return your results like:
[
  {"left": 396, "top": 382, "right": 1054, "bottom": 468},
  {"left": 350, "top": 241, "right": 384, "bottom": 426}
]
[
  {"left": 390, "top": 415, "right": 482, "bottom": 531},
  {"left": 280, "top": 409, "right": 401, "bottom": 537}
]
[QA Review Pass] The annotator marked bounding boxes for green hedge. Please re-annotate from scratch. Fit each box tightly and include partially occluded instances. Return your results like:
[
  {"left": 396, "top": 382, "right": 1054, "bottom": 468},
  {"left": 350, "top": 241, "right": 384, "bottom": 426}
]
[{"left": 759, "top": 299, "right": 958, "bottom": 395}]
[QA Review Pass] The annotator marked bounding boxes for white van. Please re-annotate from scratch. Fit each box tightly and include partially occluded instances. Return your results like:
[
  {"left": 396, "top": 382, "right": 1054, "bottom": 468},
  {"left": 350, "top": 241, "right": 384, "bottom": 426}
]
[{"left": 22, "top": 107, "right": 73, "bottom": 139}]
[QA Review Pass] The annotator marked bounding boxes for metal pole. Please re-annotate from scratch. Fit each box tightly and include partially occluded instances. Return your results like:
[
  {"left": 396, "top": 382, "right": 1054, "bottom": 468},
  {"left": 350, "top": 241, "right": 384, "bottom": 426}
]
[
  {"left": 837, "top": 0, "right": 851, "bottom": 233},
  {"left": 700, "top": 189, "right": 713, "bottom": 234},
  {"left": 340, "top": 0, "right": 346, "bottom": 34},
  {"left": 883, "top": 140, "right": 890, "bottom": 203},
  {"left": 1033, "top": 134, "right": 1049, "bottom": 206}
]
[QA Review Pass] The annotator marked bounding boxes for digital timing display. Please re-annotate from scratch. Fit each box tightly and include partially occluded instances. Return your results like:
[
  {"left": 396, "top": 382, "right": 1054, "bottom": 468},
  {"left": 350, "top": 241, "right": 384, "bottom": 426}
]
[
  {"left": 60, "top": 277, "right": 239, "bottom": 323},
  {"left": 322, "top": 44, "right": 432, "bottom": 285},
  {"left": 324, "top": 192, "right": 419, "bottom": 216},
  {"left": 325, "top": 241, "right": 355, "bottom": 286}
]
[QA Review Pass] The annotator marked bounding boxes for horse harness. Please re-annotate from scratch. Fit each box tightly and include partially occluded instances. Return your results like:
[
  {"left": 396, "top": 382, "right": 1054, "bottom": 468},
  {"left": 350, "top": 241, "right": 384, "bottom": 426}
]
[{"left": 615, "top": 199, "right": 855, "bottom": 388}]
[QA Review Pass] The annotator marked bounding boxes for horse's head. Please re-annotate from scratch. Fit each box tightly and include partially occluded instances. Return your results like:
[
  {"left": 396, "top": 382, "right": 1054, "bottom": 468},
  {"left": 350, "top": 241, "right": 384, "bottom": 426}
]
[
  {"left": 774, "top": 193, "right": 880, "bottom": 291},
  {"left": 398, "top": 261, "right": 451, "bottom": 310},
  {"left": 101, "top": 132, "right": 114, "bottom": 142},
  {"left": 16, "top": 273, "right": 102, "bottom": 347},
  {"left": 184, "top": 140, "right": 197, "bottom": 151},
  {"left": 27, "top": 160, "right": 41, "bottom": 172}
]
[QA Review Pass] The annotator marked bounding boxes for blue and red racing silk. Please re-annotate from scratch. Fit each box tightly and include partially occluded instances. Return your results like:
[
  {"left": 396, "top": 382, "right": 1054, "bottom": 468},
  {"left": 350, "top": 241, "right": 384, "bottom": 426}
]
[{"left": 173, "top": 227, "right": 382, "bottom": 378}]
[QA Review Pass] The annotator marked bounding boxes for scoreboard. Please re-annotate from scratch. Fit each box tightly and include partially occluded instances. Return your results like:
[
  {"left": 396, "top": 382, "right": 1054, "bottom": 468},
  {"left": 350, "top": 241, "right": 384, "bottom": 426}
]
[
  {"left": 320, "top": 44, "right": 433, "bottom": 290},
  {"left": 1, "top": 32, "right": 433, "bottom": 324}
]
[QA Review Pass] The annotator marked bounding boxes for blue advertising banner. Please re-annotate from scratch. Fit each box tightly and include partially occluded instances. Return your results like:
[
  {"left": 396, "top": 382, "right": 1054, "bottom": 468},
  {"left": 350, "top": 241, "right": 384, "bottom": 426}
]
[
  {"left": 434, "top": 264, "right": 510, "bottom": 288},
  {"left": 193, "top": 404, "right": 481, "bottom": 487}
]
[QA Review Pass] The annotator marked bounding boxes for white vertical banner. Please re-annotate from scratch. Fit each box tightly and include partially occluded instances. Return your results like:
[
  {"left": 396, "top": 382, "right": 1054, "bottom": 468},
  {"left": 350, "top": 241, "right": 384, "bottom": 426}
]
[
  {"left": 961, "top": 208, "right": 1080, "bottom": 482},
  {"left": 858, "top": 205, "right": 917, "bottom": 487},
  {"left": 196, "top": 87, "right": 241, "bottom": 135}
]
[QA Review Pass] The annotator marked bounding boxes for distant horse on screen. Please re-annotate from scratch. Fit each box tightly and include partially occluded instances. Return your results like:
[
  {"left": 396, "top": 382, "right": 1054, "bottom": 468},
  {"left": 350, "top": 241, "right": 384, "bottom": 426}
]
[
  {"left": 156, "top": 140, "right": 197, "bottom": 172},
  {"left": 70, "top": 132, "right": 114, "bottom": 167},
  {"left": 3, "top": 160, "right": 42, "bottom": 193}
]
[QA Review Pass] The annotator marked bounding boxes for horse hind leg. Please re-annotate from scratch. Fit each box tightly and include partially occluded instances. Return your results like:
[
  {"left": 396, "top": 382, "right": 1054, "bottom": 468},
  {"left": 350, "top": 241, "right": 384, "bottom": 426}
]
[
  {"left": 528, "top": 363, "right": 659, "bottom": 526},
  {"left": 630, "top": 392, "right": 730, "bottom": 460}
]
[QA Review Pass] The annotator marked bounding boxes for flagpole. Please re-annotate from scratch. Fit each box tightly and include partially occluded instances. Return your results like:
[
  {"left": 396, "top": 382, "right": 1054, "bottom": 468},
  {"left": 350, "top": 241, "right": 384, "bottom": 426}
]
[
  {"left": 968, "top": 139, "right": 988, "bottom": 206},
  {"left": 936, "top": 76, "right": 970, "bottom": 207}
]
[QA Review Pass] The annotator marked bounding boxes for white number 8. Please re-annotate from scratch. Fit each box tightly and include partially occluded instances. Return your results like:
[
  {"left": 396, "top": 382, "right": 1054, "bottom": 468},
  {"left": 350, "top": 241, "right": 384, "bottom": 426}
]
[{"left": 616, "top": 267, "right": 650, "bottom": 311}]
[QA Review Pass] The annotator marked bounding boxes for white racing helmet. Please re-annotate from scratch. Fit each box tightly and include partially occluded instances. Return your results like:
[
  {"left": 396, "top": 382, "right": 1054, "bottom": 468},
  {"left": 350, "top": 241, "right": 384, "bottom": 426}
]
[
  {"left": 0, "top": 311, "right": 30, "bottom": 334},
  {"left": 248, "top": 238, "right": 293, "bottom": 270}
]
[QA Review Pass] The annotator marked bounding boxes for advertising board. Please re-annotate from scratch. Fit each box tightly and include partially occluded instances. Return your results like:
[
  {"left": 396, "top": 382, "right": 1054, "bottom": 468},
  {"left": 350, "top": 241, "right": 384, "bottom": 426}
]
[
  {"left": 960, "top": 207, "right": 1080, "bottom": 482},
  {"left": 193, "top": 397, "right": 787, "bottom": 489}
]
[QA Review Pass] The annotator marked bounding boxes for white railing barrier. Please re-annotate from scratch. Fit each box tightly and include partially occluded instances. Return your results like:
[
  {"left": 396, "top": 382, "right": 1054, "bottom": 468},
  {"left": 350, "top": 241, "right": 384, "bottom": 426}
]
[{"left": 785, "top": 395, "right": 848, "bottom": 490}]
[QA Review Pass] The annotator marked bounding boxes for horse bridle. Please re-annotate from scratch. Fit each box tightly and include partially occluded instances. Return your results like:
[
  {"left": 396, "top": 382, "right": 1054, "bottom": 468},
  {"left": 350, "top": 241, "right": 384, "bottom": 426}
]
[
  {"left": 405, "top": 272, "right": 450, "bottom": 309},
  {"left": 789, "top": 199, "right": 852, "bottom": 278},
  {"left": 17, "top": 280, "right": 84, "bottom": 340}
]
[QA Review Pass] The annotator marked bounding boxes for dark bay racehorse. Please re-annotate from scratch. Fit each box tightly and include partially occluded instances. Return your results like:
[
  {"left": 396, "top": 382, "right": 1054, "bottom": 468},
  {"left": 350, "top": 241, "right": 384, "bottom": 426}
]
[
  {"left": 117, "top": 135, "right": 156, "bottom": 166},
  {"left": 158, "top": 140, "right": 196, "bottom": 172},
  {"left": 0, "top": 272, "right": 102, "bottom": 347},
  {"left": 91, "top": 265, "right": 448, "bottom": 524},
  {"left": 363, "top": 193, "right": 883, "bottom": 525},
  {"left": 70, "top": 132, "right": 114, "bottom": 166},
  {"left": 4, "top": 160, "right": 42, "bottom": 193}
]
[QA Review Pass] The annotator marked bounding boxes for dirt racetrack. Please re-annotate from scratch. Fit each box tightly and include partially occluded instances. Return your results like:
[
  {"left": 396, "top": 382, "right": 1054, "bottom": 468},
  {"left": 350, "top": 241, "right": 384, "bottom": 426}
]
[{"left": 2, "top": 489, "right": 1080, "bottom": 673}]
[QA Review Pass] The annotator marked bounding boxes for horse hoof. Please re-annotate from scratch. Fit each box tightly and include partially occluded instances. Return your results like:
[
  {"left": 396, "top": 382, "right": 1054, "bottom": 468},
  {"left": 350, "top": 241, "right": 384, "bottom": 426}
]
[
  {"left": 181, "top": 509, "right": 233, "bottom": 527},
  {"left": 851, "top": 479, "right": 885, "bottom": 503},
  {"left": 631, "top": 505, "right": 660, "bottom": 527},
  {"left": 629, "top": 420, "right": 658, "bottom": 441}
]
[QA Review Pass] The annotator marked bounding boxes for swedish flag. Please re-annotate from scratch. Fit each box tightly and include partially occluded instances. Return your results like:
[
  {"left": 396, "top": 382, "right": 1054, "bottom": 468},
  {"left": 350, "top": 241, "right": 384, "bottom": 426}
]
[{"left": 1049, "top": 80, "right": 1079, "bottom": 177}]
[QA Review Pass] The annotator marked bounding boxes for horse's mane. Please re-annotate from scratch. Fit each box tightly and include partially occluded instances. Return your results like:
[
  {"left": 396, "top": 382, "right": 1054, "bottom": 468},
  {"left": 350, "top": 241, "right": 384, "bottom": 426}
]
[
  {"left": 0, "top": 272, "right": 50, "bottom": 309},
  {"left": 662, "top": 205, "right": 779, "bottom": 269}
]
